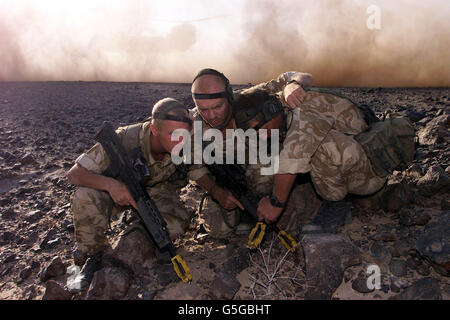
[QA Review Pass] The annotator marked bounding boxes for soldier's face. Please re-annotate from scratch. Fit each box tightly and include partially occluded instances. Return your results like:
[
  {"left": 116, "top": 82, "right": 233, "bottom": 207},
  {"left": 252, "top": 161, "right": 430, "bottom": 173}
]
[
  {"left": 194, "top": 98, "right": 231, "bottom": 128},
  {"left": 156, "top": 120, "right": 192, "bottom": 153}
]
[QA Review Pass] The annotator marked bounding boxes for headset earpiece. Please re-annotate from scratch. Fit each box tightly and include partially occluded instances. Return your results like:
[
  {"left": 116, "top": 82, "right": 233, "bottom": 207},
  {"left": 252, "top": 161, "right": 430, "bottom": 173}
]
[
  {"left": 261, "top": 97, "right": 283, "bottom": 120},
  {"left": 192, "top": 68, "right": 233, "bottom": 104}
]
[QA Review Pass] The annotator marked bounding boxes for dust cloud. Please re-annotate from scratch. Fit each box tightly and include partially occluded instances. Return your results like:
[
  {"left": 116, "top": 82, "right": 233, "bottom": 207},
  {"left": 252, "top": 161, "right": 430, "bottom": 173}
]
[{"left": 0, "top": 0, "right": 448, "bottom": 87}]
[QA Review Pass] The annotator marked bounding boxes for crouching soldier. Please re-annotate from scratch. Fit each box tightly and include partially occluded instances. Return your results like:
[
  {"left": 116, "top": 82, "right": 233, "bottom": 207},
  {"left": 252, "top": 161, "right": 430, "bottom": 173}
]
[
  {"left": 189, "top": 68, "right": 314, "bottom": 239},
  {"left": 233, "top": 88, "right": 416, "bottom": 225},
  {"left": 66, "top": 98, "right": 193, "bottom": 291}
]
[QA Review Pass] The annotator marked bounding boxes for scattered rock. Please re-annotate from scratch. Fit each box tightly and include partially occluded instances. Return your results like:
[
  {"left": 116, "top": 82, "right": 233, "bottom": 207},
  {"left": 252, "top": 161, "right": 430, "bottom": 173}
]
[
  {"left": 19, "top": 266, "right": 33, "bottom": 280},
  {"left": 209, "top": 247, "right": 250, "bottom": 300},
  {"left": 24, "top": 209, "right": 42, "bottom": 223},
  {"left": 372, "top": 224, "right": 399, "bottom": 242},
  {"left": 406, "top": 109, "right": 426, "bottom": 123},
  {"left": 149, "top": 262, "right": 180, "bottom": 287},
  {"left": 312, "top": 201, "right": 352, "bottom": 233},
  {"left": 416, "top": 165, "right": 450, "bottom": 197},
  {"left": 370, "top": 242, "right": 392, "bottom": 269},
  {"left": 3, "top": 253, "right": 17, "bottom": 264},
  {"left": 390, "top": 278, "right": 442, "bottom": 300},
  {"left": 390, "top": 282, "right": 401, "bottom": 293},
  {"left": 351, "top": 271, "right": 374, "bottom": 294},
  {"left": 156, "top": 281, "right": 203, "bottom": 300},
  {"left": 405, "top": 164, "right": 423, "bottom": 179},
  {"left": 40, "top": 256, "right": 66, "bottom": 282},
  {"left": 382, "top": 182, "right": 414, "bottom": 213},
  {"left": 415, "top": 211, "right": 450, "bottom": 276},
  {"left": 62, "top": 219, "right": 74, "bottom": 232},
  {"left": 441, "top": 198, "right": 450, "bottom": 211},
  {"left": 109, "top": 225, "right": 156, "bottom": 274},
  {"left": 39, "top": 227, "right": 59, "bottom": 250},
  {"left": 86, "top": 267, "right": 131, "bottom": 300},
  {"left": 20, "top": 154, "right": 35, "bottom": 165},
  {"left": 1, "top": 231, "right": 16, "bottom": 245},
  {"left": 1, "top": 208, "right": 16, "bottom": 220},
  {"left": 390, "top": 259, "right": 407, "bottom": 277},
  {"left": 220, "top": 247, "right": 250, "bottom": 276},
  {"left": 417, "top": 114, "right": 449, "bottom": 145},
  {"left": 392, "top": 238, "right": 414, "bottom": 257},
  {"left": 46, "top": 238, "right": 61, "bottom": 249},
  {"left": 209, "top": 271, "right": 242, "bottom": 300},
  {"left": 301, "top": 233, "right": 361, "bottom": 300},
  {"left": 42, "top": 280, "right": 73, "bottom": 300},
  {"left": 398, "top": 208, "right": 431, "bottom": 227},
  {"left": 300, "top": 224, "right": 324, "bottom": 235},
  {"left": 406, "top": 255, "right": 431, "bottom": 276}
]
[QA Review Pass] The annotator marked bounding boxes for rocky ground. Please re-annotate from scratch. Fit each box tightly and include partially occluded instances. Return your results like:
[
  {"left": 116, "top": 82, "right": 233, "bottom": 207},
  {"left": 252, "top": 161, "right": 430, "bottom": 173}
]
[{"left": 0, "top": 82, "right": 449, "bottom": 300}]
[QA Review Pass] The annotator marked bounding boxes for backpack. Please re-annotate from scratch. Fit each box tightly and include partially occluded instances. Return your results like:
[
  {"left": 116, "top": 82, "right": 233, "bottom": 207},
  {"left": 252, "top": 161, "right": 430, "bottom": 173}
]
[{"left": 354, "top": 117, "right": 415, "bottom": 177}]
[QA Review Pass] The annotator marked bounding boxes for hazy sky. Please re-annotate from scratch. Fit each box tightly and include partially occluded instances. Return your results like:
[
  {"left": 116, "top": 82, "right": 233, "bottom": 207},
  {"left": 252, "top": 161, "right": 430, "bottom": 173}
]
[{"left": 1, "top": 0, "right": 449, "bottom": 86}]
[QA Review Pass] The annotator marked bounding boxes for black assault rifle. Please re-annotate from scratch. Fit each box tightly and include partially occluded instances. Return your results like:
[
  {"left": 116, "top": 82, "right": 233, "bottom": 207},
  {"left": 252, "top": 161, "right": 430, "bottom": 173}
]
[
  {"left": 95, "top": 121, "right": 192, "bottom": 282},
  {"left": 205, "top": 162, "right": 297, "bottom": 252}
]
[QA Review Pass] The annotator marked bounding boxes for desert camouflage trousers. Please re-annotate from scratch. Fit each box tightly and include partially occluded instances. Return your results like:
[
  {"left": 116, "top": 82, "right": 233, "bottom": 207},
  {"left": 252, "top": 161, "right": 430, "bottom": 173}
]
[
  {"left": 311, "top": 129, "right": 387, "bottom": 201},
  {"left": 71, "top": 182, "right": 190, "bottom": 256},
  {"left": 199, "top": 165, "right": 274, "bottom": 239}
]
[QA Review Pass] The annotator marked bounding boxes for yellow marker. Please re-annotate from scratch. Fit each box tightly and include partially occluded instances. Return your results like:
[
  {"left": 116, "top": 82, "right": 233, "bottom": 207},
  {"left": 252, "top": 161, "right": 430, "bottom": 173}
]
[
  {"left": 277, "top": 230, "right": 297, "bottom": 253},
  {"left": 171, "top": 255, "right": 193, "bottom": 283},
  {"left": 248, "top": 222, "right": 266, "bottom": 249}
]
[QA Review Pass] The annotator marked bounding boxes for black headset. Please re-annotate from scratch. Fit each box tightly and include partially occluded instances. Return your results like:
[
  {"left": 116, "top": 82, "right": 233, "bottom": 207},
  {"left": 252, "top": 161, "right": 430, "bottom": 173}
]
[
  {"left": 235, "top": 95, "right": 284, "bottom": 130},
  {"left": 191, "top": 68, "right": 234, "bottom": 104}
]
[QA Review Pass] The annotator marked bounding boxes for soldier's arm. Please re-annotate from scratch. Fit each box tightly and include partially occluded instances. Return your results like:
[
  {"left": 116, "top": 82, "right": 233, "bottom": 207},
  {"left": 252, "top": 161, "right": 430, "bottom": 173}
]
[
  {"left": 241, "top": 71, "right": 313, "bottom": 109},
  {"left": 194, "top": 173, "right": 244, "bottom": 211},
  {"left": 186, "top": 124, "right": 244, "bottom": 210},
  {"left": 257, "top": 173, "right": 296, "bottom": 223},
  {"left": 244, "top": 71, "right": 313, "bottom": 93},
  {"left": 272, "top": 173, "right": 297, "bottom": 205},
  {"left": 67, "top": 163, "right": 137, "bottom": 208}
]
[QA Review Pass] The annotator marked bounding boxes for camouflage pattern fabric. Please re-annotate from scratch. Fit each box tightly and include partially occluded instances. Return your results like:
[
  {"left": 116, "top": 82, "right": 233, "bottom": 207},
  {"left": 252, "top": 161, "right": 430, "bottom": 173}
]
[
  {"left": 199, "top": 163, "right": 274, "bottom": 239},
  {"left": 354, "top": 116, "right": 415, "bottom": 177},
  {"left": 76, "top": 121, "right": 178, "bottom": 186},
  {"left": 310, "top": 129, "right": 386, "bottom": 201},
  {"left": 278, "top": 90, "right": 386, "bottom": 201},
  {"left": 192, "top": 71, "right": 313, "bottom": 236},
  {"left": 72, "top": 182, "right": 190, "bottom": 256},
  {"left": 241, "top": 71, "right": 313, "bottom": 98},
  {"left": 188, "top": 71, "right": 314, "bottom": 181},
  {"left": 71, "top": 121, "right": 190, "bottom": 256}
]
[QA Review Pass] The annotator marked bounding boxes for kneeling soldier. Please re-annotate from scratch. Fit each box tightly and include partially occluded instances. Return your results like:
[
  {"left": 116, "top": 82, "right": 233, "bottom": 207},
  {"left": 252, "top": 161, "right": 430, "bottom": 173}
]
[
  {"left": 233, "top": 88, "right": 415, "bottom": 225},
  {"left": 66, "top": 98, "right": 193, "bottom": 290}
]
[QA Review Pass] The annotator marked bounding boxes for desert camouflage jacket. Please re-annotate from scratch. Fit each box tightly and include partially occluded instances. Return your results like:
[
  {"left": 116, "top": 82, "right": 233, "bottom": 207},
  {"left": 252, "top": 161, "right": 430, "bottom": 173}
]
[
  {"left": 278, "top": 90, "right": 368, "bottom": 174},
  {"left": 75, "top": 121, "right": 181, "bottom": 187},
  {"left": 187, "top": 71, "right": 314, "bottom": 181}
]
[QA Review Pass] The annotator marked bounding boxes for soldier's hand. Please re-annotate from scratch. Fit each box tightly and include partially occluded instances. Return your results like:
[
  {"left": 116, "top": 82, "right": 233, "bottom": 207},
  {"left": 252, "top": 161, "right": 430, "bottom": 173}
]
[
  {"left": 212, "top": 186, "right": 244, "bottom": 211},
  {"left": 283, "top": 82, "right": 306, "bottom": 109},
  {"left": 257, "top": 197, "right": 283, "bottom": 224},
  {"left": 107, "top": 179, "right": 138, "bottom": 210}
]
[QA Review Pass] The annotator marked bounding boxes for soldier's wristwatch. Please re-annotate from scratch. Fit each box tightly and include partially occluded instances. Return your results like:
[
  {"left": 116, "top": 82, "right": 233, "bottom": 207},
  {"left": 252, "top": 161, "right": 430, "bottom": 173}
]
[{"left": 269, "top": 194, "right": 285, "bottom": 208}]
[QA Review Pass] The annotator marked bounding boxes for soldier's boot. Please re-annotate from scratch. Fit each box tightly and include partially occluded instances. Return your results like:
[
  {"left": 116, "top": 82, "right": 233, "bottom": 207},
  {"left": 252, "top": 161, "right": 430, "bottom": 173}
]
[{"left": 67, "top": 252, "right": 103, "bottom": 293}]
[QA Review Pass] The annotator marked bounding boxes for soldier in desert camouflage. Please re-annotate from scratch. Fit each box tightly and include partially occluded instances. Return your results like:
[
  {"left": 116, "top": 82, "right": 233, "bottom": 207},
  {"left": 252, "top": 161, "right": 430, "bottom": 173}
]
[
  {"left": 189, "top": 69, "right": 314, "bottom": 238},
  {"left": 66, "top": 98, "right": 193, "bottom": 291},
  {"left": 232, "top": 88, "right": 415, "bottom": 226}
]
